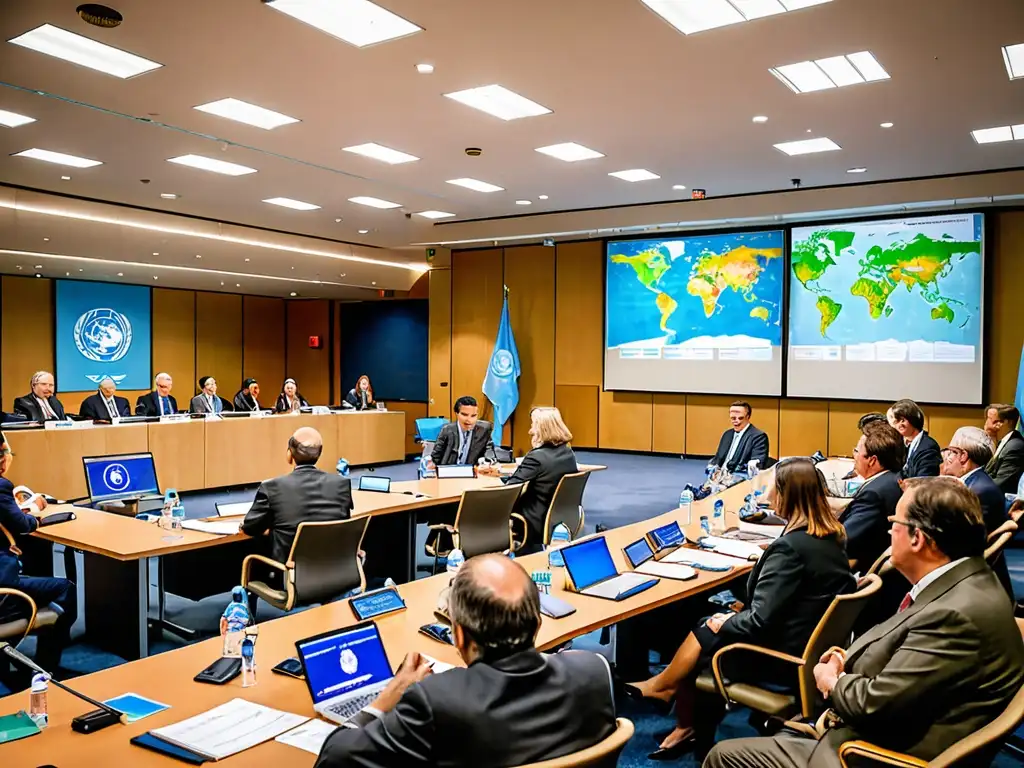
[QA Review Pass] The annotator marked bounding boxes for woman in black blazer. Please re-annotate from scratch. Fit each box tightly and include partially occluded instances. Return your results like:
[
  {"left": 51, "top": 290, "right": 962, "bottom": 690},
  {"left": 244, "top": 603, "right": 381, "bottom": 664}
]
[
  {"left": 628, "top": 458, "right": 855, "bottom": 759},
  {"left": 344, "top": 374, "right": 375, "bottom": 410},
  {"left": 478, "top": 407, "right": 578, "bottom": 554}
]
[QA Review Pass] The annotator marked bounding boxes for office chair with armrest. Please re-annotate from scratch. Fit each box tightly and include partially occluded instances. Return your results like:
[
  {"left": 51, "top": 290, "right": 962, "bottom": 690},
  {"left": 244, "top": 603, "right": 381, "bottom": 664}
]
[
  {"left": 414, "top": 417, "right": 448, "bottom": 444},
  {"left": 985, "top": 519, "right": 1018, "bottom": 563},
  {"left": 427, "top": 484, "right": 524, "bottom": 571},
  {"left": 542, "top": 471, "right": 591, "bottom": 546},
  {"left": 696, "top": 574, "right": 883, "bottom": 723},
  {"left": 865, "top": 546, "right": 893, "bottom": 577},
  {"left": 512, "top": 718, "right": 634, "bottom": 768},
  {"left": 0, "top": 588, "right": 60, "bottom": 648},
  {"left": 242, "top": 517, "right": 368, "bottom": 613}
]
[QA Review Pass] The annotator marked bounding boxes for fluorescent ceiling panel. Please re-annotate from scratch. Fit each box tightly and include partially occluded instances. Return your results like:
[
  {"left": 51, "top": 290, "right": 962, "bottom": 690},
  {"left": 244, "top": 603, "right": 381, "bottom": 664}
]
[
  {"left": 641, "top": 0, "right": 831, "bottom": 35},
  {"left": 728, "top": 0, "right": 786, "bottom": 20},
  {"left": 415, "top": 210, "right": 455, "bottom": 219},
  {"left": 1002, "top": 43, "right": 1024, "bottom": 79},
  {"left": 609, "top": 168, "right": 660, "bottom": 181},
  {"left": 1014, "top": 124, "right": 1024, "bottom": 140},
  {"left": 779, "top": 0, "right": 832, "bottom": 7},
  {"left": 446, "top": 178, "right": 504, "bottom": 193},
  {"left": 194, "top": 98, "right": 299, "bottom": 129},
  {"left": 971, "top": 126, "right": 1014, "bottom": 144},
  {"left": 771, "top": 51, "right": 888, "bottom": 93},
  {"left": 167, "top": 154, "right": 257, "bottom": 175},
  {"left": 534, "top": 142, "right": 605, "bottom": 162},
  {"left": 0, "top": 109, "right": 35, "bottom": 128},
  {"left": 815, "top": 55, "right": 863, "bottom": 87},
  {"left": 773, "top": 137, "right": 841, "bottom": 155},
  {"left": 342, "top": 142, "right": 419, "bottom": 164},
  {"left": 771, "top": 60, "right": 835, "bottom": 92},
  {"left": 263, "top": 197, "right": 321, "bottom": 210},
  {"left": 847, "top": 51, "right": 890, "bottom": 81},
  {"left": 443, "top": 84, "right": 551, "bottom": 121},
  {"left": 13, "top": 148, "right": 102, "bottom": 167},
  {"left": 348, "top": 196, "right": 401, "bottom": 209},
  {"left": 263, "top": 0, "right": 422, "bottom": 47},
  {"left": 8, "top": 24, "right": 162, "bottom": 79}
]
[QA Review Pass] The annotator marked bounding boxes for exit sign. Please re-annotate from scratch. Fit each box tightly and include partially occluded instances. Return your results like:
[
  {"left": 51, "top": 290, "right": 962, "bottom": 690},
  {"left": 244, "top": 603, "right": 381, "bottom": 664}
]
[{"left": 308, "top": 335, "right": 322, "bottom": 349}]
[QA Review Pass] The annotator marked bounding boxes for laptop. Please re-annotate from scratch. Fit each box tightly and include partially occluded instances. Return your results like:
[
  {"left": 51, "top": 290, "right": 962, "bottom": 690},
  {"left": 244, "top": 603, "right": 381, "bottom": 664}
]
[
  {"left": 215, "top": 501, "right": 253, "bottom": 518},
  {"left": 358, "top": 475, "right": 391, "bottom": 493},
  {"left": 82, "top": 452, "right": 163, "bottom": 508},
  {"left": 560, "top": 536, "right": 659, "bottom": 601},
  {"left": 623, "top": 538, "right": 697, "bottom": 582},
  {"left": 436, "top": 465, "right": 475, "bottom": 479},
  {"left": 295, "top": 622, "right": 394, "bottom": 725}
]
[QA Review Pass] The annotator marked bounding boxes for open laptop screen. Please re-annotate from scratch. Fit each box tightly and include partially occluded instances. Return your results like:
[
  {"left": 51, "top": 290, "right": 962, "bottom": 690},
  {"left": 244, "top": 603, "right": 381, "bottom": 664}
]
[
  {"left": 297, "top": 623, "right": 393, "bottom": 706},
  {"left": 83, "top": 453, "right": 159, "bottom": 503},
  {"left": 561, "top": 537, "right": 618, "bottom": 591},
  {"left": 624, "top": 538, "right": 654, "bottom": 569},
  {"left": 358, "top": 475, "right": 391, "bottom": 493},
  {"left": 649, "top": 521, "right": 684, "bottom": 550}
]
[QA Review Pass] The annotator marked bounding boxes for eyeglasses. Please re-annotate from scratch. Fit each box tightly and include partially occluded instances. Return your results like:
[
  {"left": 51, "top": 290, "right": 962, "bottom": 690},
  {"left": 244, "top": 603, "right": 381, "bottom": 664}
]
[
  {"left": 940, "top": 446, "right": 966, "bottom": 458},
  {"left": 887, "top": 515, "right": 941, "bottom": 536}
]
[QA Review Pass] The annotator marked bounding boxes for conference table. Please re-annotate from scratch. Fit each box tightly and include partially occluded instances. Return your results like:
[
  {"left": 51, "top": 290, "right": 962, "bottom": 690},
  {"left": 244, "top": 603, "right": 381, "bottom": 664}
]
[{"left": 0, "top": 469, "right": 762, "bottom": 767}]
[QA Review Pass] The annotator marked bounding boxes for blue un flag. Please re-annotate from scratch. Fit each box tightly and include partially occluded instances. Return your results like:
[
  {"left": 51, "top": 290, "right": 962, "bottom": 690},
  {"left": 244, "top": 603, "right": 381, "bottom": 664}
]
[{"left": 482, "top": 291, "right": 521, "bottom": 446}]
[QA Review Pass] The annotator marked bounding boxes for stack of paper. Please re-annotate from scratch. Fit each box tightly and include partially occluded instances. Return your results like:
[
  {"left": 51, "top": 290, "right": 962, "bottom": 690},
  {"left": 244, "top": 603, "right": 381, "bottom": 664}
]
[
  {"left": 150, "top": 699, "right": 307, "bottom": 760},
  {"left": 696, "top": 536, "right": 765, "bottom": 561},
  {"left": 662, "top": 547, "right": 744, "bottom": 569},
  {"left": 737, "top": 521, "right": 785, "bottom": 540},
  {"left": 181, "top": 519, "right": 241, "bottom": 535}
]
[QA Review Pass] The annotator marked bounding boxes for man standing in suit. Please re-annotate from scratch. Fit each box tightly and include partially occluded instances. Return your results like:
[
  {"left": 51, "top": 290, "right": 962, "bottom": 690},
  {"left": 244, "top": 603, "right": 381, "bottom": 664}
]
[
  {"left": 78, "top": 377, "right": 131, "bottom": 421},
  {"left": 705, "top": 477, "right": 1024, "bottom": 768},
  {"left": 709, "top": 401, "right": 770, "bottom": 474},
  {"left": 314, "top": 553, "right": 616, "bottom": 768},
  {"left": 430, "top": 395, "right": 495, "bottom": 467},
  {"left": 189, "top": 376, "right": 225, "bottom": 414},
  {"left": 888, "top": 399, "right": 941, "bottom": 478},
  {"left": 135, "top": 372, "right": 178, "bottom": 416},
  {"left": 13, "top": 371, "right": 66, "bottom": 422},
  {"left": 241, "top": 427, "right": 353, "bottom": 564},
  {"left": 983, "top": 403, "right": 1024, "bottom": 493}
]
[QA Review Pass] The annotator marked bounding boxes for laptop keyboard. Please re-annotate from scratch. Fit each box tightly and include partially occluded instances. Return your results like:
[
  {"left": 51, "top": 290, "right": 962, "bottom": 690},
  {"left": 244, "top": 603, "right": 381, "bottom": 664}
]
[{"left": 326, "top": 691, "right": 377, "bottom": 721}]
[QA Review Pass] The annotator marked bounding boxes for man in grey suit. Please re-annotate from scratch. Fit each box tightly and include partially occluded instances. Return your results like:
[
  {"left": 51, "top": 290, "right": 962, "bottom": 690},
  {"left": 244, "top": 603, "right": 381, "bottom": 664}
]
[
  {"left": 241, "top": 427, "right": 353, "bottom": 563},
  {"left": 430, "top": 395, "right": 495, "bottom": 466},
  {"left": 706, "top": 476, "right": 1024, "bottom": 768},
  {"left": 314, "top": 554, "right": 617, "bottom": 768},
  {"left": 189, "top": 376, "right": 226, "bottom": 414}
]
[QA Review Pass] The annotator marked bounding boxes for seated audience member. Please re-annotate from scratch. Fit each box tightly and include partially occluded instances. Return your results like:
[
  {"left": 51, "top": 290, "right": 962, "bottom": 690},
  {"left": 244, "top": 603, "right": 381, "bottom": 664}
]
[
  {"left": 840, "top": 423, "right": 904, "bottom": 571},
  {"left": 431, "top": 395, "right": 495, "bottom": 466},
  {"left": 843, "top": 412, "right": 891, "bottom": 479},
  {"left": 705, "top": 477, "right": 1024, "bottom": 768},
  {"left": 78, "top": 376, "right": 130, "bottom": 421},
  {"left": 190, "top": 376, "right": 227, "bottom": 414},
  {"left": 478, "top": 407, "right": 577, "bottom": 553},
  {"left": 888, "top": 399, "right": 941, "bottom": 478},
  {"left": 13, "top": 371, "right": 66, "bottom": 422},
  {"left": 344, "top": 374, "right": 375, "bottom": 411},
  {"left": 0, "top": 432, "right": 77, "bottom": 674},
  {"left": 241, "top": 427, "right": 353, "bottom": 564},
  {"left": 314, "top": 553, "right": 616, "bottom": 768},
  {"left": 275, "top": 378, "right": 309, "bottom": 413},
  {"left": 709, "top": 401, "right": 770, "bottom": 475},
  {"left": 983, "top": 403, "right": 1024, "bottom": 494},
  {"left": 233, "top": 378, "right": 261, "bottom": 412},
  {"left": 136, "top": 372, "right": 177, "bottom": 416},
  {"left": 628, "top": 458, "right": 855, "bottom": 759}
]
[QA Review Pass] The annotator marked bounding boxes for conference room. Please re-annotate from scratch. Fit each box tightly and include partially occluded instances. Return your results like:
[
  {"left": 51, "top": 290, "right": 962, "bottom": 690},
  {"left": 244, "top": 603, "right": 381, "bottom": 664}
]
[{"left": 0, "top": 0, "right": 1022, "bottom": 766}]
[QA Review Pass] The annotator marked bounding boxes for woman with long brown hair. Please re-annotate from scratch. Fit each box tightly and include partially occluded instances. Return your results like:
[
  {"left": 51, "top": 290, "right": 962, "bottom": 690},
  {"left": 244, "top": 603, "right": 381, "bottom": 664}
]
[
  {"left": 627, "top": 458, "right": 855, "bottom": 760},
  {"left": 344, "top": 374, "right": 374, "bottom": 411}
]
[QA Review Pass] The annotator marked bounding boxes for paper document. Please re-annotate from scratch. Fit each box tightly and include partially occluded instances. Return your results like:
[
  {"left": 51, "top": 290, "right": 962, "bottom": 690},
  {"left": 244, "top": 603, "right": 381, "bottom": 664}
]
[
  {"left": 662, "top": 547, "right": 744, "bottom": 569},
  {"left": 423, "top": 655, "right": 455, "bottom": 674},
  {"left": 151, "top": 698, "right": 307, "bottom": 760},
  {"left": 737, "top": 521, "right": 785, "bottom": 540},
  {"left": 181, "top": 519, "right": 241, "bottom": 535},
  {"left": 697, "top": 536, "right": 765, "bottom": 560},
  {"left": 276, "top": 718, "right": 337, "bottom": 756}
]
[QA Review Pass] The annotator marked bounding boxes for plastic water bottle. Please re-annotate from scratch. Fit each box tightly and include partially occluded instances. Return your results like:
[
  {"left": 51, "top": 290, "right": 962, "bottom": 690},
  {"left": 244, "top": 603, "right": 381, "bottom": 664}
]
[
  {"left": 336, "top": 458, "right": 350, "bottom": 477},
  {"left": 678, "top": 489, "right": 694, "bottom": 525},
  {"left": 160, "top": 500, "right": 173, "bottom": 532},
  {"left": 221, "top": 586, "right": 251, "bottom": 657},
  {"left": 29, "top": 673, "right": 48, "bottom": 729},
  {"left": 446, "top": 548, "right": 465, "bottom": 574},
  {"left": 241, "top": 635, "right": 257, "bottom": 688},
  {"left": 417, "top": 454, "right": 431, "bottom": 480},
  {"left": 546, "top": 523, "right": 572, "bottom": 567},
  {"left": 712, "top": 499, "right": 726, "bottom": 534},
  {"left": 700, "top": 515, "right": 711, "bottom": 537},
  {"left": 170, "top": 498, "right": 185, "bottom": 536}
]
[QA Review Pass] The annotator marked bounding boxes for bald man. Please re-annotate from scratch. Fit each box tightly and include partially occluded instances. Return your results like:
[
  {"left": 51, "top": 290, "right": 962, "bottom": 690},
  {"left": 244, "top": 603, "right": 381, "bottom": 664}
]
[
  {"left": 314, "top": 554, "right": 617, "bottom": 768},
  {"left": 79, "top": 377, "right": 131, "bottom": 421},
  {"left": 242, "top": 427, "right": 353, "bottom": 564}
]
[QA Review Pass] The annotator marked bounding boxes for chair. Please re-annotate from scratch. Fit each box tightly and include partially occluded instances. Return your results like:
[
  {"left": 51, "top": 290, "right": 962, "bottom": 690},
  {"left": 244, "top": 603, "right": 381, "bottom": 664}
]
[
  {"left": 865, "top": 546, "right": 893, "bottom": 577},
  {"left": 242, "top": 517, "right": 368, "bottom": 613},
  {"left": 0, "top": 588, "right": 60, "bottom": 648},
  {"left": 512, "top": 718, "right": 634, "bottom": 768},
  {"left": 428, "top": 484, "right": 525, "bottom": 570},
  {"left": 985, "top": 519, "right": 1018, "bottom": 564},
  {"left": 542, "top": 471, "right": 591, "bottom": 546},
  {"left": 695, "top": 574, "right": 883, "bottom": 722},
  {"left": 414, "top": 417, "right": 448, "bottom": 443}
]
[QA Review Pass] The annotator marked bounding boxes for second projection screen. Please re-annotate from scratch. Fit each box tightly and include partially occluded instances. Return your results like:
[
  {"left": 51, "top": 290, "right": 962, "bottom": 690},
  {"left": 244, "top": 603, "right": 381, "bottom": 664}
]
[{"left": 605, "top": 230, "right": 784, "bottom": 395}]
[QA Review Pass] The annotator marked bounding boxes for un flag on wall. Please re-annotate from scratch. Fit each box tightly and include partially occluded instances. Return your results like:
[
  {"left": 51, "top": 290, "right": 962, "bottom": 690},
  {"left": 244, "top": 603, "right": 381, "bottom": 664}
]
[{"left": 56, "top": 280, "right": 152, "bottom": 392}]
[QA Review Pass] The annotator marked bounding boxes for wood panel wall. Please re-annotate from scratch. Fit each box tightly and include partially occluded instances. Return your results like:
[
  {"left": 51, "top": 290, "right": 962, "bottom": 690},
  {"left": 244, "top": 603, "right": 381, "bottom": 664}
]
[
  {"left": 243, "top": 296, "right": 286, "bottom": 396},
  {"left": 152, "top": 288, "right": 196, "bottom": 395},
  {"left": 2, "top": 277, "right": 53, "bottom": 412},
  {"left": 195, "top": 292, "right": 243, "bottom": 401},
  {"left": 428, "top": 269, "right": 452, "bottom": 418},
  {"left": 286, "top": 300, "right": 332, "bottom": 406}
]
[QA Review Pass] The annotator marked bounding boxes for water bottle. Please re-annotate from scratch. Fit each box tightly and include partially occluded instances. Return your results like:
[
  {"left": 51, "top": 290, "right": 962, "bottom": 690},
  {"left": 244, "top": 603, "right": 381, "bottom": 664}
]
[
  {"left": 712, "top": 499, "right": 726, "bottom": 534},
  {"left": 446, "top": 548, "right": 465, "bottom": 574},
  {"left": 170, "top": 498, "right": 185, "bottom": 536},
  {"left": 546, "top": 522, "right": 572, "bottom": 567},
  {"left": 700, "top": 515, "right": 711, "bottom": 537},
  {"left": 417, "top": 454, "right": 432, "bottom": 480},
  {"left": 160, "top": 500, "right": 173, "bottom": 532},
  {"left": 678, "top": 489, "right": 694, "bottom": 525},
  {"left": 28, "top": 673, "right": 48, "bottom": 729},
  {"left": 220, "top": 586, "right": 251, "bottom": 656},
  {"left": 241, "top": 635, "right": 257, "bottom": 688},
  {"left": 336, "top": 458, "right": 350, "bottom": 477}
]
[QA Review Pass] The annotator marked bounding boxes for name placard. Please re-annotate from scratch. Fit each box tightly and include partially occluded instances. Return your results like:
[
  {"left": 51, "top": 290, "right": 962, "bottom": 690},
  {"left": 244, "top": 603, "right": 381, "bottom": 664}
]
[
  {"left": 159, "top": 413, "right": 191, "bottom": 424},
  {"left": 45, "top": 419, "right": 93, "bottom": 431},
  {"left": 250, "top": 410, "right": 267, "bottom": 419}
]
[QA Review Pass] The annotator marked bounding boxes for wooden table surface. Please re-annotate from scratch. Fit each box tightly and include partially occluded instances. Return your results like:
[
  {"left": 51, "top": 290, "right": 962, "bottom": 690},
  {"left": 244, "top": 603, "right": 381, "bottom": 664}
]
[{"left": 0, "top": 470, "right": 752, "bottom": 767}]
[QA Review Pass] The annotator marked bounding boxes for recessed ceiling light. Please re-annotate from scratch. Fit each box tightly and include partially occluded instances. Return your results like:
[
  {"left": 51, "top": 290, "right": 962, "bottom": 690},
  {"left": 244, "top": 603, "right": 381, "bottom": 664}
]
[
  {"left": 640, "top": 0, "right": 831, "bottom": 36},
  {"left": 263, "top": 197, "right": 321, "bottom": 211},
  {"left": 334, "top": 217, "right": 343, "bottom": 223},
  {"left": 515, "top": 200, "right": 532, "bottom": 205},
  {"left": 195, "top": 254, "right": 202, "bottom": 259},
  {"left": 340, "top": 273, "right": 347, "bottom": 277},
  {"left": 608, "top": 168, "right": 660, "bottom": 182},
  {"left": 78, "top": 268, "right": 83, "bottom": 272},
  {"left": 34, "top": 265, "right": 41, "bottom": 269},
  {"left": 342, "top": 142, "right": 419, "bottom": 164},
  {"left": 290, "top": 292, "right": 297, "bottom": 296},
  {"left": 880, "top": 122, "right": 894, "bottom": 128},
  {"left": 773, "top": 137, "right": 842, "bottom": 155},
  {"left": 244, "top": 258, "right": 250, "bottom": 262},
  {"left": 42, "top": 237, "right": 49, "bottom": 242},
  {"left": 673, "top": 184, "right": 687, "bottom": 190},
  {"left": 415, "top": 210, "right": 456, "bottom": 219},
  {"left": 167, "top": 154, "right": 257, "bottom": 176},
  {"left": 971, "top": 125, "right": 1022, "bottom": 144},
  {"left": 0, "top": 109, "right": 35, "bottom": 128},
  {"left": 153, "top": 252, "right": 159, "bottom": 256},
  {"left": 752, "top": 115, "right": 769, "bottom": 123},
  {"left": 35, "top": 273, "right": 41, "bottom": 278},
  {"left": 221, "top": 281, "right": 225, "bottom": 286},
  {"left": 348, "top": 196, "right": 401, "bottom": 209},
  {"left": 770, "top": 51, "right": 889, "bottom": 93},
  {"left": 358, "top": 229, "right": 369, "bottom": 234},
  {"left": 416, "top": 63, "right": 434, "bottom": 74},
  {"left": 8, "top": 24, "right": 162, "bottom": 79},
  {"left": 443, "top": 84, "right": 551, "bottom": 121},
  {"left": 1002, "top": 43, "right": 1024, "bottom": 80},
  {"left": 117, "top": 272, "right": 124, "bottom": 276},
  {"left": 66, "top": 272, "right": 70, "bottom": 276},
  {"left": 236, "top": 284, "right": 241, "bottom": 288},
  {"left": 13, "top": 148, "right": 102, "bottom": 168},
  {"left": 446, "top": 177, "right": 505, "bottom": 193},
  {"left": 160, "top": 193, "right": 178, "bottom": 199},
  {"left": 153, "top": 276, "right": 158, "bottom": 280},
  {"left": 264, "top": 0, "right": 422, "bottom": 48},
  {"left": 538, "top": 194, "right": 549, "bottom": 200},
  {"left": 60, "top": 175, "right": 71, "bottom": 181},
  {"left": 534, "top": 142, "right": 604, "bottom": 162},
  {"left": 371, "top": 281, "right": 377, "bottom": 286},
  {"left": 847, "top": 167, "right": 867, "bottom": 173},
  {"left": 193, "top": 98, "right": 299, "bottom": 130}
]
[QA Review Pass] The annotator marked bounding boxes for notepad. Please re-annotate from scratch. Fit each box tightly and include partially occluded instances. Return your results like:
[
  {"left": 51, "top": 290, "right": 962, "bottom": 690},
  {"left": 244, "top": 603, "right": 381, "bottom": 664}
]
[
  {"left": 662, "top": 547, "right": 743, "bottom": 569},
  {"left": 150, "top": 699, "right": 307, "bottom": 760},
  {"left": 697, "top": 536, "right": 765, "bottom": 560},
  {"left": 737, "top": 521, "right": 785, "bottom": 540},
  {"left": 181, "top": 519, "right": 241, "bottom": 535},
  {"left": 276, "top": 719, "right": 336, "bottom": 756},
  {"left": 105, "top": 693, "right": 170, "bottom": 722},
  {"left": 0, "top": 711, "right": 40, "bottom": 744}
]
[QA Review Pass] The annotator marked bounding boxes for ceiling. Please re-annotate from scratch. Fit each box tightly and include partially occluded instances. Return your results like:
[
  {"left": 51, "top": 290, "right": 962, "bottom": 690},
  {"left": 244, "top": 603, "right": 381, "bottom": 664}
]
[{"left": 0, "top": 0, "right": 1023, "bottom": 270}]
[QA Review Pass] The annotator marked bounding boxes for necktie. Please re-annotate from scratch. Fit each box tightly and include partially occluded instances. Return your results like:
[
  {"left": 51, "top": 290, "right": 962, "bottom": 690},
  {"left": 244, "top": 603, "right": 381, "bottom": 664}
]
[
  {"left": 39, "top": 398, "right": 56, "bottom": 420},
  {"left": 106, "top": 397, "right": 117, "bottom": 419},
  {"left": 459, "top": 430, "right": 471, "bottom": 464},
  {"left": 161, "top": 396, "right": 171, "bottom": 415},
  {"left": 725, "top": 431, "right": 742, "bottom": 465},
  {"left": 898, "top": 592, "right": 913, "bottom": 613}
]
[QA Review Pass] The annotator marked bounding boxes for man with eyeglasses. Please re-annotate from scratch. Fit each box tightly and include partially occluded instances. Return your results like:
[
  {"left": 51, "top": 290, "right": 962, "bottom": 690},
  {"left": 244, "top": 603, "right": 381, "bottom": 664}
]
[
  {"left": 705, "top": 477, "right": 1024, "bottom": 768},
  {"left": 13, "top": 371, "right": 66, "bottom": 422}
]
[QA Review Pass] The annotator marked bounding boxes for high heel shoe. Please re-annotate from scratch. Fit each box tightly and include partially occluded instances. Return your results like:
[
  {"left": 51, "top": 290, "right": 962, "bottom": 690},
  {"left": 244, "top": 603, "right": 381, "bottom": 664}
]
[
  {"left": 622, "top": 684, "right": 672, "bottom": 714},
  {"left": 648, "top": 733, "right": 696, "bottom": 761}
]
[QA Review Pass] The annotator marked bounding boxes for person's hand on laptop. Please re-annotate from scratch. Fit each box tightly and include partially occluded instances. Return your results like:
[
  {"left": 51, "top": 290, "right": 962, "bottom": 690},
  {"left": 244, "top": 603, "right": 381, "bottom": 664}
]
[{"left": 371, "top": 652, "right": 433, "bottom": 713}]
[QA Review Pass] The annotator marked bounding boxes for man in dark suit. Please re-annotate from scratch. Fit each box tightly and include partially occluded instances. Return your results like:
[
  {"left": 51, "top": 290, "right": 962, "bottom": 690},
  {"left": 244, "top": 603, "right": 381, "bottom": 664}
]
[
  {"left": 431, "top": 395, "right": 495, "bottom": 466},
  {"left": 314, "top": 553, "right": 616, "bottom": 768},
  {"left": 135, "top": 372, "right": 178, "bottom": 416},
  {"left": 13, "top": 371, "right": 66, "bottom": 422},
  {"left": 983, "top": 403, "right": 1024, "bottom": 494},
  {"left": 241, "top": 427, "right": 353, "bottom": 564},
  {"left": 887, "top": 399, "right": 941, "bottom": 478},
  {"left": 709, "top": 400, "right": 770, "bottom": 474},
  {"left": 706, "top": 477, "right": 1024, "bottom": 768},
  {"left": 78, "top": 377, "right": 131, "bottom": 421}
]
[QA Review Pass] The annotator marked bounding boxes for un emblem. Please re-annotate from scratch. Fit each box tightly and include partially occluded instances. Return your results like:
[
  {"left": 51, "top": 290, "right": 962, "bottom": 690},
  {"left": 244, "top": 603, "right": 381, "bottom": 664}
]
[
  {"left": 490, "top": 349, "right": 514, "bottom": 378},
  {"left": 74, "top": 308, "right": 133, "bottom": 363},
  {"left": 103, "top": 463, "right": 131, "bottom": 492}
]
